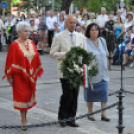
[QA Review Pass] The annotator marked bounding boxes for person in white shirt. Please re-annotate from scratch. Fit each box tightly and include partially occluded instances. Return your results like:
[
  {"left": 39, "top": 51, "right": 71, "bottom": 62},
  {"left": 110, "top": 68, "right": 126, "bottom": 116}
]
[
  {"left": 110, "top": 11, "right": 115, "bottom": 17},
  {"left": 87, "top": 13, "right": 96, "bottom": 25},
  {"left": 50, "top": 15, "right": 87, "bottom": 127},
  {"left": 81, "top": 14, "right": 89, "bottom": 27},
  {"left": 46, "top": 11, "right": 50, "bottom": 17},
  {"left": 16, "top": 12, "right": 23, "bottom": 22},
  {"left": 0, "top": 16, "right": 6, "bottom": 50},
  {"left": 30, "top": 20, "right": 38, "bottom": 32},
  {"left": 26, "top": 13, "right": 32, "bottom": 24},
  {"left": 11, "top": 14, "right": 17, "bottom": 25},
  {"left": 54, "top": 9, "right": 59, "bottom": 20},
  {"left": 124, "top": 13, "right": 134, "bottom": 32},
  {"left": 21, "top": 14, "right": 26, "bottom": 21},
  {"left": 96, "top": 7, "right": 108, "bottom": 37},
  {"left": 46, "top": 10, "right": 57, "bottom": 47},
  {"left": 0, "top": 18, "right": 4, "bottom": 51},
  {"left": 32, "top": 13, "right": 40, "bottom": 27},
  {"left": 61, "top": 10, "right": 68, "bottom": 20},
  {"left": 76, "top": 25, "right": 82, "bottom": 33},
  {"left": 122, "top": 7, "right": 130, "bottom": 18},
  {"left": 114, "top": 9, "right": 126, "bottom": 24},
  {"left": 75, "top": 10, "right": 81, "bottom": 25}
]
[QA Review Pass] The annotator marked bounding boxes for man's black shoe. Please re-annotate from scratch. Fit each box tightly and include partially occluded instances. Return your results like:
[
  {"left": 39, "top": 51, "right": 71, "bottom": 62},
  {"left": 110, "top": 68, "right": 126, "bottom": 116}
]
[
  {"left": 59, "top": 121, "right": 67, "bottom": 127},
  {"left": 112, "top": 62, "right": 120, "bottom": 65},
  {"left": 67, "top": 122, "right": 79, "bottom": 127}
]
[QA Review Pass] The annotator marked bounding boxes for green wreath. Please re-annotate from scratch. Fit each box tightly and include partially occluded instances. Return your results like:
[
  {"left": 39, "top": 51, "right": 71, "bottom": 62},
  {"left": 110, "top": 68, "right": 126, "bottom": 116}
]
[{"left": 60, "top": 46, "right": 99, "bottom": 88}]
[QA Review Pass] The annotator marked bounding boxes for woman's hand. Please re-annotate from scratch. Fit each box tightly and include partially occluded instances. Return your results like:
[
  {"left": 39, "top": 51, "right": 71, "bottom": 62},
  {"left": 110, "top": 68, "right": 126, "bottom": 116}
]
[{"left": 8, "top": 76, "right": 13, "bottom": 86}]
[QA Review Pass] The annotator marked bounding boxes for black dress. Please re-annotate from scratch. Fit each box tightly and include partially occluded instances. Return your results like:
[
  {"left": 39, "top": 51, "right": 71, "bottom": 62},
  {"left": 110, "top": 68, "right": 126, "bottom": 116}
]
[{"left": 105, "top": 20, "right": 114, "bottom": 52}]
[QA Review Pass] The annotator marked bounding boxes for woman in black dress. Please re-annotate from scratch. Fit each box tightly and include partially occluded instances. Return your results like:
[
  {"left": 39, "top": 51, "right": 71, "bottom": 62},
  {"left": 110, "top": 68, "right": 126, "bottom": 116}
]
[{"left": 105, "top": 14, "right": 115, "bottom": 53}]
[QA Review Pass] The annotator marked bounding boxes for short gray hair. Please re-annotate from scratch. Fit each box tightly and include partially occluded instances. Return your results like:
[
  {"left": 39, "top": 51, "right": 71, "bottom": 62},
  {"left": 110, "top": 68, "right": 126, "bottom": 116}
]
[
  {"left": 16, "top": 21, "right": 30, "bottom": 32},
  {"left": 101, "top": 7, "right": 106, "bottom": 11},
  {"left": 90, "top": 13, "right": 95, "bottom": 17},
  {"left": 65, "top": 15, "right": 76, "bottom": 24}
]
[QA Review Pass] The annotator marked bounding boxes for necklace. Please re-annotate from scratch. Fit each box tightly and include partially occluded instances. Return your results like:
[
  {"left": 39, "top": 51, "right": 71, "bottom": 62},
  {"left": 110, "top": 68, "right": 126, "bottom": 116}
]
[{"left": 18, "top": 39, "right": 29, "bottom": 51}]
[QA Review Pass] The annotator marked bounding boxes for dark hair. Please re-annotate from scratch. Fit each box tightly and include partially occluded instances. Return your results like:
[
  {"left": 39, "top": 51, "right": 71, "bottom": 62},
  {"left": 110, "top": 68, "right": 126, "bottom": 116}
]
[
  {"left": 59, "top": 14, "right": 64, "bottom": 21},
  {"left": 21, "top": 14, "right": 26, "bottom": 20},
  {"left": 82, "top": 26, "right": 86, "bottom": 30},
  {"left": 83, "top": 14, "right": 89, "bottom": 20},
  {"left": 30, "top": 20, "right": 34, "bottom": 23},
  {"left": 116, "top": 16, "right": 122, "bottom": 23},
  {"left": 126, "top": 13, "right": 133, "bottom": 19},
  {"left": 85, "top": 23, "right": 101, "bottom": 38},
  {"left": 127, "top": 27, "right": 132, "bottom": 32}
]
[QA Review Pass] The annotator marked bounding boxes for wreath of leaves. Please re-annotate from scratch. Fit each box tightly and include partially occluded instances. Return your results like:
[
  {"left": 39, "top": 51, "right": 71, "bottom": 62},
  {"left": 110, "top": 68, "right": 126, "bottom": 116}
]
[{"left": 60, "top": 47, "right": 99, "bottom": 88}]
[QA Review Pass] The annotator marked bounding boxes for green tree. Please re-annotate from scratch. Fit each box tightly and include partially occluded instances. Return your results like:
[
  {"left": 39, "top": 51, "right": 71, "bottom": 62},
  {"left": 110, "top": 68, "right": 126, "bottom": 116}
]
[
  {"left": 11, "top": 0, "right": 22, "bottom": 6},
  {"left": 73, "top": 0, "right": 121, "bottom": 13},
  {"left": 10, "top": 0, "right": 62, "bottom": 12},
  {"left": 19, "top": 0, "right": 49, "bottom": 12},
  {"left": 55, "top": 0, "right": 62, "bottom": 9}
]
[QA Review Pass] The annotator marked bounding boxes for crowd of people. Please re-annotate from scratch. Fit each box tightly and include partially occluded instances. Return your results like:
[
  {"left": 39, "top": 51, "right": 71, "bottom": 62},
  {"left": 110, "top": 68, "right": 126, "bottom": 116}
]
[
  {"left": 0, "top": 7, "right": 134, "bottom": 67},
  {"left": 2, "top": 6, "right": 134, "bottom": 129}
]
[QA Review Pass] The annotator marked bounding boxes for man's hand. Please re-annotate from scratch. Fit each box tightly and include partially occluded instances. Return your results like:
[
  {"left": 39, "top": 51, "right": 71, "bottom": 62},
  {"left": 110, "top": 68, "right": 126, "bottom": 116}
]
[{"left": 65, "top": 51, "right": 68, "bottom": 55}]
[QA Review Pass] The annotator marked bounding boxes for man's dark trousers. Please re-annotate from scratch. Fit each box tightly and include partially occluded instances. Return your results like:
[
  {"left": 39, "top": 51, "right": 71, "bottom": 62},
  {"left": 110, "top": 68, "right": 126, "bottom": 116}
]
[
  {"left": 58, "top": 79, "right": 79, "bottom": 121},
  {"left": 48, "top": 30, "right": 54, "bottom": 47}
]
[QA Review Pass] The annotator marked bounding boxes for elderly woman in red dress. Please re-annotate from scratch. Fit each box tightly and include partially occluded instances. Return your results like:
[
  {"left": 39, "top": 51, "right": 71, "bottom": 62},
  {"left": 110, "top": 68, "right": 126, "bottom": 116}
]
[{"left": 2, "top": 21, "right": 44, "bottom": 127}]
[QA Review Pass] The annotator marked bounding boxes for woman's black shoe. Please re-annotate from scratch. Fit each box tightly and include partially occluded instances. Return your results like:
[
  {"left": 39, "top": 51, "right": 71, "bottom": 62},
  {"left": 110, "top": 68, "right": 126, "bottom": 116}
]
[
  {"left": 88, "top": 116, "right": 95, "bottom": 121},
  {"left": 101, "top": 116, "right": 110, "bottom": 122}
]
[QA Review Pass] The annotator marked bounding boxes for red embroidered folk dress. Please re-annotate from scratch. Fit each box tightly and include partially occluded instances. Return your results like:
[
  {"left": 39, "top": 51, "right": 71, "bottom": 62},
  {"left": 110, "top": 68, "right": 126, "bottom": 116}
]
[{"left": 2, "top": 40, "right": 44, "bottom": 110}]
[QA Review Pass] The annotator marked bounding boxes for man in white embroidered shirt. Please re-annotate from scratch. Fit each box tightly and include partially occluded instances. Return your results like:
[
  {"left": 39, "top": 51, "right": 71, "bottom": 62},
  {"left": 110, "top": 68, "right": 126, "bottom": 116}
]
[
  {"left": 96, "top": 7, "right": 108, "bottom": 37},
  {"left": 0, "top": 18, "right": 4, "bottom": 52},
  {"left": 50, "top": 15, "right": 87, "bottom": 127},
  {"left": 46, "top": 10, "right": 57, "bottom": 47}
]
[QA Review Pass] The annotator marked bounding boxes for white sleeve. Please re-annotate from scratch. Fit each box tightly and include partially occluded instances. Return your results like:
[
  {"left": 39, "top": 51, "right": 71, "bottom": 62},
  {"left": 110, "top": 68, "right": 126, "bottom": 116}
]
[
  {"left": 50, "top": 35, "right": 67, "bottom": 60},
  {"left": 96, "top": 16, "right": 100, "bottom": 24},
  {"left": 54, "top": 17, "right": 58, "bottom": 23},
  {"left": 46, "top": 17, "right": 51, "bottom": 30}
]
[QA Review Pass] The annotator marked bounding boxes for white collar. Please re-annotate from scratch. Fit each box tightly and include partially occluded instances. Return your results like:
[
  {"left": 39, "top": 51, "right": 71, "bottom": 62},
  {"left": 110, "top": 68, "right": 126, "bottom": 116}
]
[
  {"left": 67, "top": 30, "right": 75, "bottom": 35},
  {"left": 101, "top": 14, "right": 106, "bottom": 17}
]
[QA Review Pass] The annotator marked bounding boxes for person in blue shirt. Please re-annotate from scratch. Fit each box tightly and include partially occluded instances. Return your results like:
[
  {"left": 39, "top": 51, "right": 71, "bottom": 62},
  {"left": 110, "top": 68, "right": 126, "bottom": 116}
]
[
  {"left": 57, "top": 14, "right": 65, "bottom": 32},
  {"left": 38, "top": 13, "right": 47, "bottom": 46},
  {"left": 130, "top": 38, "right": 134, "bottom": 67},
  {"left": 53, "top": 22, "right": 61, "bottom": 38},
  {"left": 123, "top": 28, "right": 134, "bottom": 65}
]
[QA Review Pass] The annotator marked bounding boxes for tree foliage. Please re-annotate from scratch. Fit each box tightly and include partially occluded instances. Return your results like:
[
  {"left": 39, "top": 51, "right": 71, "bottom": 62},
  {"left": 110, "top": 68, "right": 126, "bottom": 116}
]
[
  {"left": 73, "top": 0, "right": 134, "bottom": 13},
  {"left": 2, "top": 0, "right": 134, "bottom": 14},
  {"left": 10, "top": 0, "right": 62, "bottom": 12},
  {"left": 55, "top": 0, "right": 62, "bottom": 9}
]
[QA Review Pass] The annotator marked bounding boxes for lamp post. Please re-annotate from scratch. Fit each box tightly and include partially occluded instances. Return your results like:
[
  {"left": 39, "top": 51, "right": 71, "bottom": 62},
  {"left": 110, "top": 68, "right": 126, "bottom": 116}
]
[
  {"left": 37, "top": 0, "right": 39, "bottom": 11},
  {"left": 116, "top": 2, "right": 125, "bottom": 132},
  {"left": 52, "top": 0, "right": 55, "bottom": 11}
]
